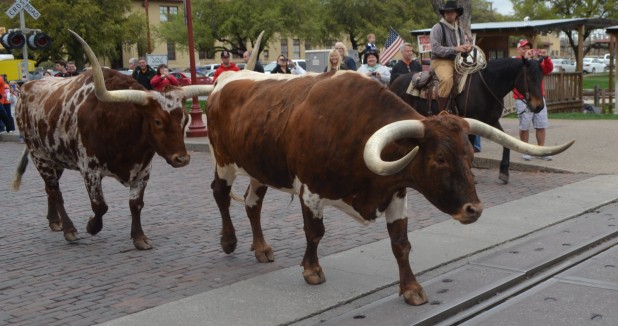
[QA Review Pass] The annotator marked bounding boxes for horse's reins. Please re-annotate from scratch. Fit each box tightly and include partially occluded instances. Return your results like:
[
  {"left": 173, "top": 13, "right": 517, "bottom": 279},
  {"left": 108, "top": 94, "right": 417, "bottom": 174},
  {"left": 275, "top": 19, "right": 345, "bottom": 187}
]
[{"left": 476, "top": 62, "right": 533, "bottom": 116}]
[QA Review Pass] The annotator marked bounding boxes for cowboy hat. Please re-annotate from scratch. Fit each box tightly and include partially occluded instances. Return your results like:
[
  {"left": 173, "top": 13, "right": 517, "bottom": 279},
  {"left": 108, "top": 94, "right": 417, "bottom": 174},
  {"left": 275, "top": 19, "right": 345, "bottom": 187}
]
[{"left": 439, "top": 0, "right": 464, "bottom": 16}]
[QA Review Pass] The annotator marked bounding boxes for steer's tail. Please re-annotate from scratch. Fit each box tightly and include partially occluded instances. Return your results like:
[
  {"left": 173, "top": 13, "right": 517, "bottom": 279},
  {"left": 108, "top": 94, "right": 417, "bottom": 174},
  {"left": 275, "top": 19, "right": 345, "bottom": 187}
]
[{"left": 12, "top": 147, "right": 30, "bottom": 192}]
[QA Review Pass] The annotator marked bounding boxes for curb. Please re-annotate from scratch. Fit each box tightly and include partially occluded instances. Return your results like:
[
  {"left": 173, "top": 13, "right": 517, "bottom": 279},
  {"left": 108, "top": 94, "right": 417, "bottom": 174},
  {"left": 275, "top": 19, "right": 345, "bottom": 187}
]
[{"left": 472, "top": 156, "right": 574, "bottom": 174}]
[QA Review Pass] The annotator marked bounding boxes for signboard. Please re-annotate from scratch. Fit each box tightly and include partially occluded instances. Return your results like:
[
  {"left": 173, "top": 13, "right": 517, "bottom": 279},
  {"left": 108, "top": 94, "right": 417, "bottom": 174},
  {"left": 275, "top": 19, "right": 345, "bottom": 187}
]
[
  {"left": 417, "top": 33, "right": 476, "bottom": 54},
  {"left": 417, "top": 35, "right": 431, "bottom": 53},
  {"left": 6, "top": 0, "right": 40, "bottom": 20},
  {"left": 147, "top": 54, "right": 168, "bottom": 67}
]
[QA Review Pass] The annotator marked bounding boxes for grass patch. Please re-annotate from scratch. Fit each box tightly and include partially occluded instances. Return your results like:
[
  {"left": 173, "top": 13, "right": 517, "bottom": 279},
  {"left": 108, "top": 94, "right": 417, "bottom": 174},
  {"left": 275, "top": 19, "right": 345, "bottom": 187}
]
[
  {"left": 185, "top": 100, "right": 207, "bottom": 113},
  {"left": 583, "top": 72, "right": 614, "bottom": 90},
  {"left": 549, "top": 112, "right": 618, "bottom": 120}
]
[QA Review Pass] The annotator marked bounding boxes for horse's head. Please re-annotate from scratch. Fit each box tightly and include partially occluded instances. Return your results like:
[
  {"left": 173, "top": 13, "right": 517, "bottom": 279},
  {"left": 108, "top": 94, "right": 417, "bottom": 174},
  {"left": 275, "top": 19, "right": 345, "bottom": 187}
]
[{"left": 514, "top": 58, "right": 545, "bottom": 113}]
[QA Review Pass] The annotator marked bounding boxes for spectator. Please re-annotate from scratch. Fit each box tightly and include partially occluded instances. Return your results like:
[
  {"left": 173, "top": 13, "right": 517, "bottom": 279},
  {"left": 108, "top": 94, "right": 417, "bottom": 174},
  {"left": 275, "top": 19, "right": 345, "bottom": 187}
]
[
  {"left": 213, "top": 50, "right": 240, "bottom": 81},
  {"left": 429, "top": 0, "right": 472, "bottom": 112},
  {"left": 324, "top": 48, "right": 347, "bottom": 72},
  {"left": 334, "top": 42, "right": 357, "bottom": 71},
  {"left": 0, "top": 75, "right": 10, "bottom": 133},
  {"left": 43, "top": 70, "right": 53, "bottom": 77},
  {"left": 67, "top": 61, "right": 79, "bottom": 76},
  {"left": 0, "top": 75, "right": 14, "bottom": 133},
  {"left": 150, "top": 64, "right": 180, "bottom": 92},
  {"left": 54, "top": 60, "right": 70, "bottom": 77},
  {"left": 132, "top": 57, "right": 156, "bottom": 90},
  {"left": 270, "top": 55, "right": 306, "bottom": 75},
  {"left": 513, "top": 39, "right": 554, "bottom": 161},
  {"left": 242, "top": 50, "right": 264, "bottom": 73},
  {"left": 362, "top": 33, "right": 378, "bottom": 63},
  {"left": 357, "top": 50, "right": 390, "bottom": 87},
  {"left": 128, "top": 57, "right": 138, "bottom": 72},
  {"left": 389, "top": 42, "right": 422, "bottom": 85}
]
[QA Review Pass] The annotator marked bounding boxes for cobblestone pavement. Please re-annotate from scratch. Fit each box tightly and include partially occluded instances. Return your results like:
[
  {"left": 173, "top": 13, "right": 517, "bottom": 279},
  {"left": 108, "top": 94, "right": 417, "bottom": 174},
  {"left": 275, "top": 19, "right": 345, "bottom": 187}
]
[{"left": 0, "top": 142, "right": 593, "bottom": 326}]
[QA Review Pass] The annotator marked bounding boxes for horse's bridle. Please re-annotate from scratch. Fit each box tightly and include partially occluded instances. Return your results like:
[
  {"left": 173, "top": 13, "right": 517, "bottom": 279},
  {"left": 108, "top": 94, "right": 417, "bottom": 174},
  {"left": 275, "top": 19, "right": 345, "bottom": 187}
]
[{"left": 473, "top": 62, "right": 533, "bottom": 114}]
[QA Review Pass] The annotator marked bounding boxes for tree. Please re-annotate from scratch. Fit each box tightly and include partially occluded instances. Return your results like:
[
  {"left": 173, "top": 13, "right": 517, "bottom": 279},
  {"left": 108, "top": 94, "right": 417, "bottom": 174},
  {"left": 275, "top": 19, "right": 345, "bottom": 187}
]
[
  {"left": 156, "top": 0, "right": 323, "bottom": 60},
  {"left": 320, "top": 0, "right": 434, "bottom": 54},
  {"left": 511, "top": 0, "right": 618, "bottom": 59},
  {"left": 0, "top": 0, "right": 144, "bottom": 68}
]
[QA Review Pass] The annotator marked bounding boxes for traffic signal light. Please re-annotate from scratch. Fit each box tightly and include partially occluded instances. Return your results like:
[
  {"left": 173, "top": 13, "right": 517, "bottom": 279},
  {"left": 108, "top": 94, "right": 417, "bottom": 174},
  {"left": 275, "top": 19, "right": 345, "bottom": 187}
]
[
  {"left": 27, "top": 32, "right": 51, "bottom": 50},
  {"left": 0, "top": 30, "right": 51, "bottom": 50},
  {"left": 0, "top": 30, "right": 26, "bottom": 50}
]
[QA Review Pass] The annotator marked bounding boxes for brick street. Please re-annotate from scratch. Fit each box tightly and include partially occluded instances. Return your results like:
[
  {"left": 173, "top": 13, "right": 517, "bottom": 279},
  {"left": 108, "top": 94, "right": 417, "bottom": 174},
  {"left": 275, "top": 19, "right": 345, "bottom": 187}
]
[{"left": 0, "top": 141, "right": 593, "bottom": 325}]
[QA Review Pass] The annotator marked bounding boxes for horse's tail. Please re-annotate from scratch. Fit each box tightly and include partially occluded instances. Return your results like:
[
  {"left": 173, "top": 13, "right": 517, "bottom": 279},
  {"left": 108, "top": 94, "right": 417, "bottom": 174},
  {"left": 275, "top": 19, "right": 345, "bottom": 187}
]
[{"left": 12, "top": 147, "right": 30, "bottom": 192}]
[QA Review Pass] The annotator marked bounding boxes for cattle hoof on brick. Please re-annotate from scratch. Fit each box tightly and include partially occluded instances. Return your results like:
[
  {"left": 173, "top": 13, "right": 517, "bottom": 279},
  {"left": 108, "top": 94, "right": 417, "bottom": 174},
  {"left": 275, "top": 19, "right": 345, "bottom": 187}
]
[
  {"left": 302, "top": 268, "right": 326, "bottom": 285},
  {"left": 64, "top": 231, "right": 79, "bottom": 242},
  {"left": 49, "top": 222, "right": 63, "bottom": 231},
  {"left": 402, "top": 288, "right": 428, "bottom": 306},
  {"left": 251, "top": 245, "right": 274, "bottom": 263},
  {"left": 133, "top": 237, "right": 153, "bottom": 250},
  {"left": 221, "top": 235, "right": 238, "bottom": 254},
  {"left": 86, "top": 216, "right": 103, "bottom": 235}
]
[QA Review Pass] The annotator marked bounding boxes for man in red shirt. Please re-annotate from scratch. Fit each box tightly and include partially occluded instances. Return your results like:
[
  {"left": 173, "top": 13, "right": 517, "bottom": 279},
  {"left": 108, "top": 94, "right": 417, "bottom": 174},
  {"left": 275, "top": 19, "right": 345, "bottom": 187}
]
[
  {"left": 213, "top": 50, "right": 240, "bottom": 81},
  {"left": 513, "top": 39, "right": 554, "bottom": 161}
]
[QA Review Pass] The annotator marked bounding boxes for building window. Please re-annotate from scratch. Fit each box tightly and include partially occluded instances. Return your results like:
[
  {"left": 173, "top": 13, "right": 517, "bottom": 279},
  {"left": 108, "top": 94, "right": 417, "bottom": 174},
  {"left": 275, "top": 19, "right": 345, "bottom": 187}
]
[
  {"left": 293, "top": 39, "right": 300, "bottom": 59},
  {"left": 280, "top": 38, "right": 288, "bottom": 58},
  {"left": 167, "top": 41, "right": 176, "bottom": 60},
  {"left": 160, "top": 6, "right": 178, "bottom": 22}
]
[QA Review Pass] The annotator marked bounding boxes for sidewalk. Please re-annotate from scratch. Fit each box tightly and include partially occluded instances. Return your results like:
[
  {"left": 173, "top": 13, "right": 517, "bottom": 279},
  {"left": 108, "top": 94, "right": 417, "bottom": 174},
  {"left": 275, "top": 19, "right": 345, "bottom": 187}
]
[
  {"left": 99, "top": 175, "right": 618, "bottom": 326},
  {"left": 5, "top": 117, "right": 616, "bottom": 175}
]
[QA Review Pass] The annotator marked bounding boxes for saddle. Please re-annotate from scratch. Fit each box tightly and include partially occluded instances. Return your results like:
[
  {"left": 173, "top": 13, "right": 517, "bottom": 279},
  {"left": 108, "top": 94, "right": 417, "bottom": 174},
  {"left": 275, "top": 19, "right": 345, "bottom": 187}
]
[{"left": 406, "top": 71, "right": 468, "bottom": 101}]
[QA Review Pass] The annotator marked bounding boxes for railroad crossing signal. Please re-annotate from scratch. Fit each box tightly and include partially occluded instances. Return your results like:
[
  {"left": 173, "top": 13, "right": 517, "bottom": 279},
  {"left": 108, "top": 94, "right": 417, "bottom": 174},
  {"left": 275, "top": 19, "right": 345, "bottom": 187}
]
[
  {"left": 6, "top": 0, "right": 41, "bottom": 20},
  {"left": 2, "top": 0, "right": 50, "bottom": 51}
]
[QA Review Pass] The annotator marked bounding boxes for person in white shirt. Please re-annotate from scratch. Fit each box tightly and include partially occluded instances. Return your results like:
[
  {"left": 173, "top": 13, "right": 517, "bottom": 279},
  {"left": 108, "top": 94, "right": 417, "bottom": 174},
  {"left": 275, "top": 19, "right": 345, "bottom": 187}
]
[{"left": 357, "top": 51, "right": 390, "bottom": 87}]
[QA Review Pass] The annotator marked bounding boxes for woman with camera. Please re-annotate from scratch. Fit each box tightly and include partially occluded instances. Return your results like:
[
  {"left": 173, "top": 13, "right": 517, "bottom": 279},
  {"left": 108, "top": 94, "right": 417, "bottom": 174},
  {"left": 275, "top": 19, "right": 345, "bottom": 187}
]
[
  {"left": 271, "top": 55, "right": 306, "bottom": 75},
  {"left": 150, "top": 64, "right": 179, "bottom": 92},
  {"left": 357, "top": 50, "right": 390, "bottom": 87}
]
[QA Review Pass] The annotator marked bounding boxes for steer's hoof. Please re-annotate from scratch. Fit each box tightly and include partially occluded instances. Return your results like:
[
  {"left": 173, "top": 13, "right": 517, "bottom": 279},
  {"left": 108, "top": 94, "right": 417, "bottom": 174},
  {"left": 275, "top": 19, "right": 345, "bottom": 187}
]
[
  {"left": 499, "top": 173, "right": 509, "bottom": 184},
  {"left": 86, "top": 216, "right": 103, "bottom": 235},
  {"left": 49, "top": 222, "right": 63, "bottom": 231},
  {"left": 133, "top": 237, "right": 153, "bottom": 250},
  {"left": 221, "top": 235, "right": 237, "bottom": 254},
  {"left": 402, "top": 288, "right": 428, "bottom": 306},
  {"left": 303, "top": 268, "right": 326, "bottom": 285},
  {"left": 64, "top": 231, "right": 79, "bottom": 242},
  {"left": 252, "top": 245, "right": 275, "bottom": 263}
]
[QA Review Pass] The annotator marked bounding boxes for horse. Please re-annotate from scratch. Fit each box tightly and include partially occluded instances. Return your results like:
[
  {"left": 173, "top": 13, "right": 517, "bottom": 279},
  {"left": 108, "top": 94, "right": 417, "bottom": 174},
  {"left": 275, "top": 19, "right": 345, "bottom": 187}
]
[{"left": 389, "top": 57, "right": 546, "bottom": 184}]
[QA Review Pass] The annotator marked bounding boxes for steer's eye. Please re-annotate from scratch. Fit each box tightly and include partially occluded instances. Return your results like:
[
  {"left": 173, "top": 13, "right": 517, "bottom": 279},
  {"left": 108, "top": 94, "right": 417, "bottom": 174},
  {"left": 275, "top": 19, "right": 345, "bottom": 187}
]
[{"left": 154, "top": 119, "right": 162, "bottom": 127}]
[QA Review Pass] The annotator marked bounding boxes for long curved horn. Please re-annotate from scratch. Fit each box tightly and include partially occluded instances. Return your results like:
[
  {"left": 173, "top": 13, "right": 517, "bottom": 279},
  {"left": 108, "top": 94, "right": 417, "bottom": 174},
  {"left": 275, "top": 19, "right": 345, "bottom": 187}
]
[
  {"left": 364, "top": 120, "right": 424, "bottom": 176},
  {"left": 68, "top": 29, "right": 149, "bottom": 105},
  {"left": 245, "top": 30, "right": 265, "bottom": 71},
  {"left": 182, "top": 85, "right": 215, "bottom": 98},
  {"left": 465, "top": 118, "right": 574, "bottom": 156}
]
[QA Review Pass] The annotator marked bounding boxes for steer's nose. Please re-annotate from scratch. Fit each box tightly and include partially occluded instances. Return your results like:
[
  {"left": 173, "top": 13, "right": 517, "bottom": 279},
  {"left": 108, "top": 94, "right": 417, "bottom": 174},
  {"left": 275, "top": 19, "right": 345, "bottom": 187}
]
[
  {"left": 456, "top": 202, "right": 483, "bottom": 224},
  {"left": 170, "top": 153, "right": 190, "bottom": 167}
]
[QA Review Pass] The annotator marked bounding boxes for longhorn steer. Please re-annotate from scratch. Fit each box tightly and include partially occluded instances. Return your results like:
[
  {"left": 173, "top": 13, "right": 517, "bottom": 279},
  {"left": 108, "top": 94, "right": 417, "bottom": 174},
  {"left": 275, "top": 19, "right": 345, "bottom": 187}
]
[
  {"left": 206, "top": 69, "right": 573, "bottom": 305},
  {"left": 11, "top": 31, "right": 212, "bottom": 250}
]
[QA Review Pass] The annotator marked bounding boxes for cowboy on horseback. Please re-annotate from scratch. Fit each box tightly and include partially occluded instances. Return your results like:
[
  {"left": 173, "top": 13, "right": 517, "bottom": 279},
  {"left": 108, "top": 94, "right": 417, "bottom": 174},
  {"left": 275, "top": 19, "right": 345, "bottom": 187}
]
[{"left": 430, "top": 0, "right": 472, "bottom": 112}]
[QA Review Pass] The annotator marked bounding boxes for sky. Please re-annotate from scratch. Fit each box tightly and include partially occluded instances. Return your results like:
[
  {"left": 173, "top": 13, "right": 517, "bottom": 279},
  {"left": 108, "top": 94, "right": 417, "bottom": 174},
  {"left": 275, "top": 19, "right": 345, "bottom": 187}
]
[{"left": 491, "top": 0, "right": 515, "bottom": 15}]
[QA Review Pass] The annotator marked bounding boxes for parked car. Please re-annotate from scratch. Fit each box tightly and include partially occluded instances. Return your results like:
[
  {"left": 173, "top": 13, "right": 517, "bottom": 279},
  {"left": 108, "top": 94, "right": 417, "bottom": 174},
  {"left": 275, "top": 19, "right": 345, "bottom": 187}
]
[
  {"left": 603, "top": 53, "right": 615, "bottom": 67},
  {"left": 582, "top": 57, "right": 606, "bottom": 73},
  {"left": 170, "top": 71, "right": 213, "bottom": 86},
  {"left": 552, "top": 58, "right": 576, "bottom": 73}
]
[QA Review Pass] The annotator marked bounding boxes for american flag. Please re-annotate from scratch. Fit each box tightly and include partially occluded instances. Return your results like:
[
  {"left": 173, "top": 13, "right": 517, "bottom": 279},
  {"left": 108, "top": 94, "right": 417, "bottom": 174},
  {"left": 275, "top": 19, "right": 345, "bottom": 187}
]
[{"left": 380, "top": 28, "right": 404, "bottom": 66}]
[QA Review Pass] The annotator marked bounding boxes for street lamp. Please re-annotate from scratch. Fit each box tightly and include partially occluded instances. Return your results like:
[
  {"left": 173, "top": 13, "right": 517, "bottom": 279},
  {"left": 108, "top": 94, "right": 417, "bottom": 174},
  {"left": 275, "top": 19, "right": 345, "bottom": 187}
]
[{"left": 184, "top": 0, "right": 208, "bottom": 137}]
